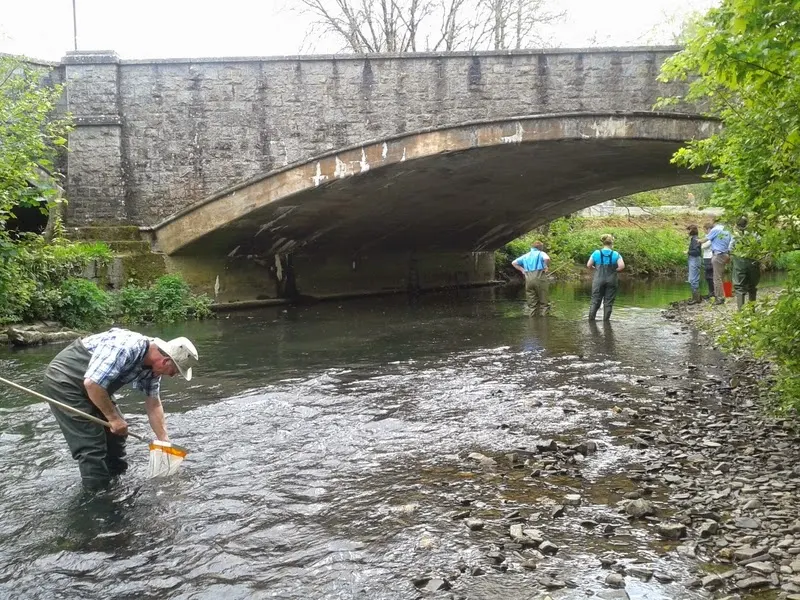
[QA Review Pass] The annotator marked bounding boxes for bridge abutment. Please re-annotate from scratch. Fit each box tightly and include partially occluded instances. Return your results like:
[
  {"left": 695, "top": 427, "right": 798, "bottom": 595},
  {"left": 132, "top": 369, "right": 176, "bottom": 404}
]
[{"left": 166, "top": 251, "right": 496, "bottom": 305}]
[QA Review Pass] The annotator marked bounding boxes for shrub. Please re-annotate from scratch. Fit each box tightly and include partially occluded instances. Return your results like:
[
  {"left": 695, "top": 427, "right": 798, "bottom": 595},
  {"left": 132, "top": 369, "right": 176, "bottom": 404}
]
[
  {"left": 54, "top": 278, "right": 111, "bottom": 330},
  {"left": 0, "top": 236, "right": 111, "bottom": 325},
  {"left": 118, "top": 275, "right": 212, "bottom": 324},
  {"left": 719, "top": 255, "right": 800, "bottom": 412}
]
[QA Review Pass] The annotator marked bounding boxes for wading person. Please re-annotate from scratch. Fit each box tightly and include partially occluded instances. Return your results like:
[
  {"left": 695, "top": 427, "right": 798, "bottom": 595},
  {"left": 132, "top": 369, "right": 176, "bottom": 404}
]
[
  {"left": 587, "top": 234, "right": 625, "bottom": 321},
  {"left": 730, "top": 216, "right": 761, "bottom": 310},
  {"left": 699, "top": 217, "right": 732, "bottom": 305},
  {"left": 42, "top": 328, "right": 198, "bottom": 489},
  {"left": 701, "top": 223, "right": 715, "bottom": 301},
  {"left": 686, "top": 224, "right": 703, "bottom": 304},
  {"left": 512, "top": 240, "right": 551, "bottom": 316}
]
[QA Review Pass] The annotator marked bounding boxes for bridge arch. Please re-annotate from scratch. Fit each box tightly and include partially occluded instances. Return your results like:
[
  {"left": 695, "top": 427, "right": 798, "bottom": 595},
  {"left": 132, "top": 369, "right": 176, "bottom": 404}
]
[{"left": 148, "top": 112, "right": 717, "bottom": 258}]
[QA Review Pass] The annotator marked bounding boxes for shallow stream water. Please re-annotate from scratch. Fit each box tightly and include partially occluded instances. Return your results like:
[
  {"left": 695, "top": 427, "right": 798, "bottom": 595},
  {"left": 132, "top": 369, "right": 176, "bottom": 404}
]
[{"left": 0, "top": 279, "right": 773, "bottom": 599}]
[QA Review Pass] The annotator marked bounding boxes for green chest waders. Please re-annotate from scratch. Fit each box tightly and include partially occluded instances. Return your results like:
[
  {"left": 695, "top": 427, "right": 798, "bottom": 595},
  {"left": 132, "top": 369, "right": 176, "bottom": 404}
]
[
  {"left": 589, "top": 255, "right": 619, "bottom": 321},
  {"left": 42, "top": 340, "right": 129, "bottom": 489}
]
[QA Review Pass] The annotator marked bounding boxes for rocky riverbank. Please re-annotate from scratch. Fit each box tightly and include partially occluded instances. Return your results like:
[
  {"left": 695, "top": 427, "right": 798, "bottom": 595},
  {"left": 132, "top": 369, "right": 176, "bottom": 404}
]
[
  {"left": 410, "top": 300, "right": 799, "bottom": 600},
  {"left": 657, "top": 299, "right": 800, "bottom": 598}
]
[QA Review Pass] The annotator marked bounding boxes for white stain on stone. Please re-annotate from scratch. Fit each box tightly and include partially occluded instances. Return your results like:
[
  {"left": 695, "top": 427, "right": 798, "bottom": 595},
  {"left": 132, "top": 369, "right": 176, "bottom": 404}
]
[
  {"left": 312, "top": 162, "right": 327, "bottom": 186},
  {"left": 501, "top": 122, "right": 524, "bottom": 144},
  {"left": 274, "top": 254, "right": 283, "bottom": 281},
  {"left": 382, "top": 143, "right": 388, "bottom": 160},
  {"left": 334, "top": 156, "right": 351, "bottom": 178},
  {"left": 591, "top": 118, "right": 628, "bottom": 138},
  {"left": 401, "top": 148, "right": 407, "bottom": 162},
  {"left": 227, "top": 245, "right": 240, "bottom": 257},
  {"left": 214, "top": 275, "right": 220, "bottom": 298},
  {"left": 360, "top": 148, "right": 370, "bottom": 173}
]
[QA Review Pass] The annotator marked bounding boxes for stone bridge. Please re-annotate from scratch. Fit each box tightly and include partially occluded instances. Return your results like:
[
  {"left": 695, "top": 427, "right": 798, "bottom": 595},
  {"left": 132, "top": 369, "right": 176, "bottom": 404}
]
[{"left": 58, "top": 47, "right": 713, "bottom": 302}]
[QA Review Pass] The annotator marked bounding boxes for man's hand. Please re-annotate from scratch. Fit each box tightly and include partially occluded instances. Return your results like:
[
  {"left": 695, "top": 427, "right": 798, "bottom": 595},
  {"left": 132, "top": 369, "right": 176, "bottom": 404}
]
[{"left": 108, "top": 416, "right": 129, "bottom": 437}]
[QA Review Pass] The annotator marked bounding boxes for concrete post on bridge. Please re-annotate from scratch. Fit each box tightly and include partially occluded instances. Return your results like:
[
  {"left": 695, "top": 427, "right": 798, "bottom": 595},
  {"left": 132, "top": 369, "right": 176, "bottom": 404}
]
[{"left": 62, "top": 51, "right": 129, "bottom": 224}]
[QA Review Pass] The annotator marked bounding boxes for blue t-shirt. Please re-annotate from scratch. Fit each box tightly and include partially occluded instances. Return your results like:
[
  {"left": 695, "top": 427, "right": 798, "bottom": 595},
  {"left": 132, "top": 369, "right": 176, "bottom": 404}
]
[
  {"left": 513, "top": 249, "right": 549, "bottom": 272},
  {"left": 707, "top": 224, "right": 732, "bottom": 254},
  {"left": 590, "top": 248, "right": 620, "bottom": 266}
]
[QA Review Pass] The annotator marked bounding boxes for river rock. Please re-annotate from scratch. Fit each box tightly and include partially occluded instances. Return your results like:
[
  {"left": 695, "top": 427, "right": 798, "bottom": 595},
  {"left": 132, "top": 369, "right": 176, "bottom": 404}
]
[
  {"left": 735, "top": 517, "right": 761, "bottom": 530},
  {"left": 735, "top": 576, "right": 771, "bottom": 590},
  {"left": 6, "top": 325, "right": 83, "bottom": 347},
  {"left": 657, "top": 523, "right": 687, "bottom": 540},
  {"left": 625, "top": 498, "right": 655, "bottom": 518},
  {"left": 564, "top": 494, "right": 581, "bottom": 506},
  {"left": 539, "top": 541, "right": 559, "bottom": 555},
  {"left": 605, "top": 573, "right": 625, "bottom": 587}
]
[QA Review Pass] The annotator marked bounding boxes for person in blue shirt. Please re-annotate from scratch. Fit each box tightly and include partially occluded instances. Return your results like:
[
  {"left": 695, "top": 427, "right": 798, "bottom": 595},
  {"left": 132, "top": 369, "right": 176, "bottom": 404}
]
[
  {"left": 42, "top": 328, "right": 198, "bottom": 489},
  {"left": 512, "top": 241, "right": 551, "bottom": 316},
  {"left": 699, "top": 216, "right": 732, "bottom": 304},
  {"left": 587, "top": 234, "right": 625, "bottom": 321}
]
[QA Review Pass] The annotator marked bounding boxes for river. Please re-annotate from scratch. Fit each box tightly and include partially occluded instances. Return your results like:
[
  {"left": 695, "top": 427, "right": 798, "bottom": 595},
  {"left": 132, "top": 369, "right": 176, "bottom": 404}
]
[{"left": 0, "top": 279, "right": 777, "bottom": 599}]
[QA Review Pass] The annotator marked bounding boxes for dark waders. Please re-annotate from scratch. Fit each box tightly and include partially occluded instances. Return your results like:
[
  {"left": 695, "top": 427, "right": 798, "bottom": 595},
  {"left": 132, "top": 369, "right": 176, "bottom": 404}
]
[
  {"left": 732, "top": 256, "right": 761, "bottom": 309},
  {"left": 589, "top": 250, "right": 619, "bottom": 321},
  {"left": 42, "top": 340, "right": 128, "bottom": 489}
]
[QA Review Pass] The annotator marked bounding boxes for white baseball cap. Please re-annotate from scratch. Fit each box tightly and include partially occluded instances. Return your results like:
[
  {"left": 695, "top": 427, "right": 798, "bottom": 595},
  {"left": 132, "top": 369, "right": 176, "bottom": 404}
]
[{"left": 152, "top": 337, "right": 199, "bottom": 381}]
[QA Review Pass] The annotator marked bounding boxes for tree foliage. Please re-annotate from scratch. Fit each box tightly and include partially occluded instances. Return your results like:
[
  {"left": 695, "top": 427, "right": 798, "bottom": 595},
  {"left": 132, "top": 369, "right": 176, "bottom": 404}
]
[
  {"left": 292, "top": 0, "right": 563, "bottom": 52},
  {"left": 658, "top": 0, "right": 800, "bottom": 411},
  {"left": 0, "top": 56, "right": 70, "bottom": 243},
  {"left": 657, "top": 0, "right": 800, "bottom": 256}
]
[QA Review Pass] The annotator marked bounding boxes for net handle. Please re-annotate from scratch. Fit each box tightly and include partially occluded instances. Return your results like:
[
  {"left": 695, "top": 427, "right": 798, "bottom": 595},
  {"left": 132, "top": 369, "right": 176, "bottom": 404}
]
[{"left": 0, "top": 375, "right": 146, "bottom": 442}]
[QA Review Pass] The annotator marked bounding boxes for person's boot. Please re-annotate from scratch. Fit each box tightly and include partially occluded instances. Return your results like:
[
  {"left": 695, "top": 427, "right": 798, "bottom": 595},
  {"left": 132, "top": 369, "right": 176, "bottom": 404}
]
[
  {"left": 749, "top": 290, "right": 757, "bottom": 302},
  {"left": 687, "top": 290, "right": 700, "bottom": 305},
  {"left": 736, "top": 293, "right": 746, "bottom": 310},
  {"left": 603, "top": 305, "right": 612, "bottom": 321},
  {"left": 588, "top": 302, "right": 600, "bottom": 321}
]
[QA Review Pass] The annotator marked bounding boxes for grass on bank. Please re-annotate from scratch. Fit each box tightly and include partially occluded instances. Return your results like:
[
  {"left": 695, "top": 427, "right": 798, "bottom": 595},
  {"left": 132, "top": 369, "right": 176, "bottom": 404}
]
[
  {"left": 0, "top": 233, "right": 212, "bottom": 330},
  {"left": 497, "top": 214, "right": 703, "bottom": 280}
]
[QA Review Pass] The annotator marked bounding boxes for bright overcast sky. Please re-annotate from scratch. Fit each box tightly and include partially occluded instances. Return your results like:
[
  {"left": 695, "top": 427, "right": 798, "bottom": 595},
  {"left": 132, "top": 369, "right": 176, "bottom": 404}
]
[{"left": 0, "top": 0, "right": 718, "bottom": 62}]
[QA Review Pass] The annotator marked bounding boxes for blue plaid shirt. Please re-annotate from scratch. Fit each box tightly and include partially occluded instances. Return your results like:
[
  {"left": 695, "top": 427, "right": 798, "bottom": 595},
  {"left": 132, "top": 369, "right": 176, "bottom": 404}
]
[{"left": 82, "top": 328, "right": 161, "bottom": 399}]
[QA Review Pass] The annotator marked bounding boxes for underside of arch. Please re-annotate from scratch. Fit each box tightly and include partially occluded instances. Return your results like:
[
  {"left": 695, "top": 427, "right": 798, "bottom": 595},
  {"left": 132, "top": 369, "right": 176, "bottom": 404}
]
[{"left": 150, "top": 113, "right": 718, "bottom": 257}]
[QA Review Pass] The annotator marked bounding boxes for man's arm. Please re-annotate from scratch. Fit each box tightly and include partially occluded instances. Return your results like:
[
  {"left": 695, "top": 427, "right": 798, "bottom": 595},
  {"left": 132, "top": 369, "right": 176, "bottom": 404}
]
[
  {"left": 616, "top": 256, "right": 625, "bottom": 272},
  {"left": 83, "top": 379, "right": 128, "bottom": 435},
  {"left": 511, "top": 257, "right": 526, "bottom": 275},
  {"left": 144, "top": 396, "right": 169, "bottom": 441}
]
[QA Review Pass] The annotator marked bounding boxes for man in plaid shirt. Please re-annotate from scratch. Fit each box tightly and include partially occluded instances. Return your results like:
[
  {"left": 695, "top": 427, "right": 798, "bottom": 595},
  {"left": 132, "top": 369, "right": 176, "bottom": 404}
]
[{"left": 42, "top": 328, "right": 198, "bottom": 489}]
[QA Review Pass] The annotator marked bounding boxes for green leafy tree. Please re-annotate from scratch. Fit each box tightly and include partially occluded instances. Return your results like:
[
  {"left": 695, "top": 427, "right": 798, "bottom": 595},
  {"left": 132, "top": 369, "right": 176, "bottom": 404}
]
[
  {"left": 657, "top": 0, "right": 800, "bottom": 254},
  {"left": 0, "top": 55, "right": 70, "bottom": 244},
  {"left": 658, "top": 0, "right": 800, "bottom": 410}
]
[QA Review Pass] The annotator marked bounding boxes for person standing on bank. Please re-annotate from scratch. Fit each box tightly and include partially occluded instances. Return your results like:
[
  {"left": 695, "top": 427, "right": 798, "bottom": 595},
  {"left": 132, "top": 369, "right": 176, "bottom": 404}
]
[
  {"left": 42, "top": 328, "right": 198, "bottom": 489},
  {"left": 512, "top": 241, "right": 551, "bottom": 316},
  {"left": 701, "top": 223, "right": 715, "bottom": 301},
  {"left": 587, "top": 234, "right": 625, "bottom": 321},
  {"left": 730, "top": 216, "right": 761, "bottom": 310},
  {"left": 686, "top": 224, "right": 703, "bottom": 304},
  {"left": 699, "top": 217, "right": 732, "bottom": 305}
]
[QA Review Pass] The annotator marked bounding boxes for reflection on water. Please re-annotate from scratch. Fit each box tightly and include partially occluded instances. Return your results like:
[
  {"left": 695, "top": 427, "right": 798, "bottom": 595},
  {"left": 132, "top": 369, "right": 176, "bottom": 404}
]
[{"left": 0, "top": 279, "right": 759, "bottom": 599}]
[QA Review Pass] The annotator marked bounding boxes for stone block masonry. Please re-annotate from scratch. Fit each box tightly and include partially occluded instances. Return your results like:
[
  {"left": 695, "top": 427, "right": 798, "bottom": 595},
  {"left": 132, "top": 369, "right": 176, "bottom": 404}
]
[{"left": 57, "top": 47, "right": 691, "bottom": 227}]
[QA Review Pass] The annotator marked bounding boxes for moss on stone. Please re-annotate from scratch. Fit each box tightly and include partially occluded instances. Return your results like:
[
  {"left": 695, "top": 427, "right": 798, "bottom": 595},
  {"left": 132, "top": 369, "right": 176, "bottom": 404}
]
[
  {"left": 118, "top": 253, "right": 167, "bottom": 286},
  {"left": 68, "top": 226, "right": 142, "bottom": 241}
]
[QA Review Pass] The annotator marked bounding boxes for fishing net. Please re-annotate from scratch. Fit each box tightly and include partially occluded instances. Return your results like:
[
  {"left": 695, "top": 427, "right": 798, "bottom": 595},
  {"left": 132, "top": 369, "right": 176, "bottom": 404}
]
[{"left": 148, "top": 440, "right": 188, "bottom": 478}]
